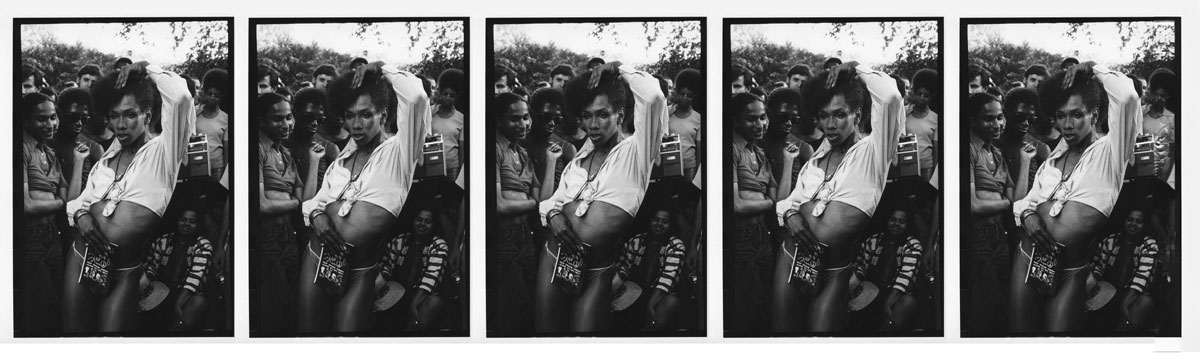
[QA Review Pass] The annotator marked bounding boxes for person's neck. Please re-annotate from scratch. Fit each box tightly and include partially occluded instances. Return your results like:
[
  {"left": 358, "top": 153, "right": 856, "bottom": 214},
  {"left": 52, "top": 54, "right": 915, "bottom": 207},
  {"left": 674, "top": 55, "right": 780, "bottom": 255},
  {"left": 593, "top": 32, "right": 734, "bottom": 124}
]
[
  {"left": 1068, "top": 134, "right": 1095, "bottom": 153},
  {"left": 1032, "top": 124, "right": 1058, "bottom": 138},
  {"left": 672, "top": 104, "right": 692, "bottom": 117},
  {"left": 200, "top": 104, "right": 220, "bottom": 117},
  {"left": 594, "top": 132, "right": 621, "bottom": 153},
  {"left": 437, "top": 105, "right": 455, "bottom": 117},
  {"left": 123, "top": 133, "right": 149, "bottom": 153},
  {"left": 358, "top": 133, "right": 383, "bottom": 152},
  {"left": 796, "top": 126, "right": 821, "bottom": 139},
  {"left": 831, "top": 132, "right": 860, "bottom": 152},
  {"left": 413, "top": 232, "right": 432, "bottom": 244},
  {"left": 176, "top": 232, "right": 198, "bottom": 244},
  {"left": 911, "top": 104, "right": 929, "bottom": 117},
  {"left": 1148, "top": 105, "right": 1165, "bottom": 118}
]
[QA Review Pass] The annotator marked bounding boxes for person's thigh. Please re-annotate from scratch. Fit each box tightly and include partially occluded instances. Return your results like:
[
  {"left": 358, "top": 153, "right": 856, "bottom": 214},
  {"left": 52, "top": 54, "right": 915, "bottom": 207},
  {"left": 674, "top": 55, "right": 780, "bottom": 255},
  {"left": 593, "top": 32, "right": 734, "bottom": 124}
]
[
  {"left": 332, "top": 267, "right": 377, "bottom": 333},
  {"left": 806, "top": 265, "right": 851, "bottom": 333},
  {"left": 415, "top": 294, "right": 445, "bottom": 331},
  {"left": 569, "top": 267, "right": 614, "bottom": 333},
  {"left": 296, "top": 242, "right": 332, "bottom": 333},
  {"left": 97, "top": 266, "right": 142, "bottom": 333},
  {"left": 62, "top": 239, "right": 98, "bottom": 333},
  {"left": 1044, "top": 267, "right": 1087, "bottom": 333},
  {"left": 653, "top": 294, "right": 683, "bottom": 330},
  {"left": 891, "top": 294, "right": 918, "bottom": 329},
  {"left": 1128, "top": 294, "right": 1156, "bottom": 330},
  {"left": 534, "top": 239, "right": 569, "bottom": 333},
  {"left": 181, "top": 295, "right": 209, "bottom": 330},
  {"left": 771, "top": 241, "right": 806, "bottom": 334},
  {"left": 1008, "top": 238, "right": 1045, "bottom": 333}
]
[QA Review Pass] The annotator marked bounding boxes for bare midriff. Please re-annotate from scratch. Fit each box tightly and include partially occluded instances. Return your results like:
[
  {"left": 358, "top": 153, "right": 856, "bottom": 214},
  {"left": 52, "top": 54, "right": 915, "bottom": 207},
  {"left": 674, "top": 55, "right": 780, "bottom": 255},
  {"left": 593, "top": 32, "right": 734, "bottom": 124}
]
[
  {"left": 324, "top": 199, "right": 397, "bottom": 267},
  {"left": 735, "top": 190, "right": 769, "bottom": 227},
  {"left": 498, "top": 189, "right": 533, "bottom": 227},
  {"left": 559, "top": 199, "right": 633, "bottom": 265},
  {"left": 795, "top": 200, "right": 871, "bottom": 267},
  {"left": 87, "top": 200, "right": 160, "bottom": 267},
  {"left": 1034, "top": 200, "right": 1106, "bottom": 268}
]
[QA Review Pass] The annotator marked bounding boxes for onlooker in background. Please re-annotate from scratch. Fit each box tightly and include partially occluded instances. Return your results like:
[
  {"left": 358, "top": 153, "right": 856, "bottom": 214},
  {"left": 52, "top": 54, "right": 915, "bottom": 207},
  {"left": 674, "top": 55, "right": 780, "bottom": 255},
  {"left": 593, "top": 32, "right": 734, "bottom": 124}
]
[{"left": 76, "top": 64, "right": 102, "bottom": 90}]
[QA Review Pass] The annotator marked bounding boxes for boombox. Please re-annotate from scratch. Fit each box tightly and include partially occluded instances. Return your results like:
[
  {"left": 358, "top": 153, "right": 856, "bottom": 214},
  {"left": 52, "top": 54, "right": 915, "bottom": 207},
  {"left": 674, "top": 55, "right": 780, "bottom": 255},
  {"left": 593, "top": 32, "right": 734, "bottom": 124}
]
[
  {"left": 1130, "top": 133, "right": 1157, "bottom": 179},
  {"left": 414, "top": 134, "right": 446, "bottom": 180},
  {"left": 888, "top": 133, "right": 920, "bottom": 179},
  {"left": 180, "top": 133, "right": 210, "bottom": 179},
  {"left": 651, "top": 133, "right": 683, "bottom": 180}
]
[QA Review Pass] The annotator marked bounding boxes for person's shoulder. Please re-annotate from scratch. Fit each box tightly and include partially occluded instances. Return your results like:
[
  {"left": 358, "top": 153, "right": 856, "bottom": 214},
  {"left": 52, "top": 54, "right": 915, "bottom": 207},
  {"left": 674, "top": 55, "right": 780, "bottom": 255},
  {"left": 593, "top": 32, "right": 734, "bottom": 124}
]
[{"left": 906, "top": 236, "right": 923, "bottom": 249}]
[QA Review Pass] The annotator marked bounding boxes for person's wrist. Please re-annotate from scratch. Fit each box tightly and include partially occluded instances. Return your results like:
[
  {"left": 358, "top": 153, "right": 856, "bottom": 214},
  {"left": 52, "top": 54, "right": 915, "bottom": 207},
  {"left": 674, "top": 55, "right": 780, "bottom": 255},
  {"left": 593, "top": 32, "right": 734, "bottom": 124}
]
[
  {"left": 1020, "top": 208, "right": 1037, "bottom": 223},
  {"left": 547, "top": 209, "right": 562, "bottom": 223},
  {"left": 73, "top": 209, "right": 90, "bottom": 223},
  {"left": 310, "top": 209, "right": 327, "bottom": 224}
]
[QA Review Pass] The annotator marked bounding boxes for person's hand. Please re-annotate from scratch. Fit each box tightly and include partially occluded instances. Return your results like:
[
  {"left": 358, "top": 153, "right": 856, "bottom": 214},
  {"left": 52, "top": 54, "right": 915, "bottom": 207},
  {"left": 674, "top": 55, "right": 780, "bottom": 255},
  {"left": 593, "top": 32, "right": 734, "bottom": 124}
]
[
  {"left": 548, "top": 212, "right": 584, "bottom": 254},
  {"left": 1021, "top": 211, "right": 1056, "bottom": 250},
  {"left": 73, "top": 143, "right": 90, "bottom": 161},
  {"left": 115, "top": 61, "right": 150, "bottom": 89},
  {"left": 1062, "top": 61, "right": 1098, "bottom": 89},
  {"left": 785, "top": 211, "right": 822, "bottom": 253},
  {"left": 1019, "top": 142, "right": 1036, "bottom": 162},
  {"left": 588, "top": 61, "right": 624, "bottom": 90},
  {"left": 308, "top": 142, "right": 326, "bottom": 160},
  {"left": 783, "top": 142, "right": 801, "bottom": 161},
  {"left": 75, "top": 212, "right": 110, "bottom": 252},
  {"left": 825, "top": 61, "right": 861, "bottom": 90},
  {"left": 311, "top": 212, "right": 348, "bottom": 252},
  {"left": 546, "top": 143, "right": 563, "bottom": 161},
  {"left": 351, "top": 61, "right": 388, "bottom": 90}
]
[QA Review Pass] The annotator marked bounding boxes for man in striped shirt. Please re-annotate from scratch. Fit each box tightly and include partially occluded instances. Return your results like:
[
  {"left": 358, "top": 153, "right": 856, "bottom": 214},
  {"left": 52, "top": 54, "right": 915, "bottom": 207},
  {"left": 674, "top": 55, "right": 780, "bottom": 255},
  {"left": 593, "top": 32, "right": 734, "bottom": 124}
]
[
  {"left": 615, "top": 209, "right": 687, "bottom": 331},
  {"left": 379, "top": 208, "right": 449, "bottom": 331},
  {"left": 143, "top": 209, "right": 213, "bottom": 331},
  {"left": 1090, "top": 209, "right": 1158, "bottom": 331},
  {"left": 851, "top": 208, "right": 923, "bottom": 331}
]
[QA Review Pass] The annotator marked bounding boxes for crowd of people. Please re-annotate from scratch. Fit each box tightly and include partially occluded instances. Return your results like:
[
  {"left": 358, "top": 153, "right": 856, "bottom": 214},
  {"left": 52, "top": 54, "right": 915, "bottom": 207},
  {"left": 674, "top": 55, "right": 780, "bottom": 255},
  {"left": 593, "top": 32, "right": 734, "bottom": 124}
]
[
  {"left": 252, "top": 58, "right": 467, "bottom": 335},
  {"left": 726, "top": 57, "right": 942, "bottom": 336},
  {"left": 18, "top": 58, "right": 231, "bottom": 335},
  {"left": 964, "top": 58, "right": 1179, "bottom": 336},
  {"left": 488, "top": 58, "right": 706, "bottom": 335}
]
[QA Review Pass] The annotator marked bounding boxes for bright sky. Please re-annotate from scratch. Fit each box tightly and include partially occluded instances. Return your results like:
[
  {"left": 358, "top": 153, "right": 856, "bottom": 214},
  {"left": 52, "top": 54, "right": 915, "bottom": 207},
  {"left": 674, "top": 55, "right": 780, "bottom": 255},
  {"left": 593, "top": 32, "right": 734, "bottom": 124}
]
[
  {"left": 494, "top": 22, "right": 701, "bottom": 67},
  {"left": 731, "top": 22, "right": 938, "bottom": 68},
  {"left": 968, "top": 22, "right": 1175, "bottom": 65},
  {"left": 257, "top": 22, "right": 462, "bottom": 67},
  {"left": 21, "top": 22, "right": 227, "bottom": 66}
]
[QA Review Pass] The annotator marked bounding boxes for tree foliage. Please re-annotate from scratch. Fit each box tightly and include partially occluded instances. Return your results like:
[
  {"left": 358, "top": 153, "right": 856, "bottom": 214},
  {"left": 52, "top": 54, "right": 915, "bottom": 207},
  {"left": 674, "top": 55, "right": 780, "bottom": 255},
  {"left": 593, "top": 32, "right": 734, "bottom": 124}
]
[
  {"left": 20, "top": 37, "right": 120, "bottom": 90},
  {"left": 730, "top": 36, "right": 828, "bottom": 87}
]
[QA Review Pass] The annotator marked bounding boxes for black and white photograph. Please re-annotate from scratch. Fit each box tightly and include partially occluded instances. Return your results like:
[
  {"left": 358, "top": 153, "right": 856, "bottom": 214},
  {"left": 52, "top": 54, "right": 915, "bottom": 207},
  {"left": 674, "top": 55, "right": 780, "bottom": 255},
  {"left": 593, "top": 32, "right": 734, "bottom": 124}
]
[
  {"left": 250, "top": 18, "right": 468, "bottom": 337},
  {"left": 486, "top": 18, "right": 707, "bottom": 337},
  {"left": 724, "top": 18, "right": 943, "bottom": 337},
  {"left": 14, "top": 18, "right": 233, "bottom": 336},
  {"left": 961, "top": 18, "right": 1181, "bottom": 337}
]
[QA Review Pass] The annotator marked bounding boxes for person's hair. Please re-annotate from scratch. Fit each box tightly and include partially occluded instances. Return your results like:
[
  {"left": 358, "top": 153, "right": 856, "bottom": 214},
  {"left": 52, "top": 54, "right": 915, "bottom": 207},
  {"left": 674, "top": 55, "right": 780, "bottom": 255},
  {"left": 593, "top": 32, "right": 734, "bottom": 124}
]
[
  {"left": 674, "top": 68, "right": 703, "bottom": 94},
  {"left": 1002, "top": 87, "right": 1039, "bottom": 116},
  {"left": 787, "top": 64, "right": 812, "bottom": 78},
  {"left": 350, "top": 57, "right": 369, "bottom": 68},
  {"left": 799, "top": 69, "right": 869, "bottom": 129},
  {"left": 911, "top": 68, "right": 938, "bottom": 93},
  {"left": 512, "top": 87, "right": 529, "bottom": 98},
  {"left": 563, "top": 68, "right": 633, "bottom": 132},
  {"left": 113, "top": 57, "right": 133, "bottom": 69},
  {"left": 92, "top": 69, "right": 161, "bottom": 125},
  {"left": 1037, "top": 69, "right": 1106, "bottom": 123},
  {"left": 749, "top": 86, "right": 766, "bottom": 98},
  {"left": 586, "top": 57, "right": 605, "bottom": 68},
  {"left": 177, "top": 207, "right": 204, "bottom": 226},
  {"left": 1007, "top": 81, "right": 1024, "bottom": 89},
  {"left": 1060, "top": 57, "right": 1080, "bottom": 70},
  {"left": 986, "top": 86, "right": 1004, "bottom": 99},
  {"left": 256, "top": 64, "right": 281, "bottom": 88},
  {"left": 254, "top": 92, "right": 290, "bottom": 123},
  {"left": 39, "top": 87, "right": 57, "bottom": 99},
  {"left": 299, "top": 81, "right": 313, "bottom": 88},
  {"left": 1148, "top": 68, "right": 1177, "bottom": 94},
  {"left": 491, "top": 92, "right": 527, "bottom": 123},
  {"left": 964, "top": 92, "right": 1000, "bottom": 122},
  {"left": 1127, "top": 73, "right": 1144, "bottom": 98},
  {"left": 292, "top": 87, "right": 328, "bottom": 115},
  {"left": 824, "top": 57, "right": 843, "bottom": 69},
  {"left": 326, "top": 70, "right": 392, "bottom": 117},
  {"left": 550, "top": 64, "right": 574, "bottom": 79},
  {"left": 77, "top": 64, "right": 102, "bottom": 79},
  {"left": 726, "top": 92, "right": 763, "bottom": 126},
  {"left": 766, "top": 87, "right": 802, "bottom": 114},
  {"left": 275, "top": 86, "right": 293, "bottom": 99},
  {"left": 19, "top": 93, "right": 54, "bottom": 123},
  {"left": 967, "top": 64, "right": 992, "bottom": 90},
  {"left": 438, "top": 68, "right": 464, "bottom": 94},
  {"left": 20, "top": 64, "right": 46, "bottom": 87},
  {"left": 728, "top": 64, "right": 754, "bottom": 88},
  {"left": 530, "top": 87, "right": 565, "bottom": 115},
  {"left": 1024, "top": 64, "right": 1049, "bottom": 79},
  {"left": 313, "top": 64, "right": 338, "bottom": 79},
  {"left": 490, "top": 65, "right": 515, "bottom": 86},
  {"left": 202, "top": 68, "right": 229, "bottom": 92},
  {"left": 890, "top": 73, "right": 907, "bottom": 98},
  {"left": 56, "top": 87, "right": 93, "bottom": 116}
]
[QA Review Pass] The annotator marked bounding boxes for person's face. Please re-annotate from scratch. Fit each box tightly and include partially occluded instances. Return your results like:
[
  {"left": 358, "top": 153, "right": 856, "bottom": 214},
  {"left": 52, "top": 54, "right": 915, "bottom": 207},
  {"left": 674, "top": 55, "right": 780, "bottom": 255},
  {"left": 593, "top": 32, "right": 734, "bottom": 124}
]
[
  {"left": 78, "top": 74, "right": 97, "bottom": 90},
  {"left": 109, "top": 94, "right": 151, "bottom": 145},
  {"left": 817, "top": 95, "right": 861, "bottom": 146},
  {"left": 788, "top": 74, "right": 807, "bottom": 89},
  {"left": 26, "top": 101, "right": 58, "bottom": 141},
  {"left": 1124, "top": 210, "right": 1145, "bottom": 236},
  {"left": 1149, "top": 88, "right": 1170, "bottom": 109},
  {"left": 260, "top": 101, "right": 294, "bottom": 141},
  {"left": 650, "top": 210, "right": 671, "bottom": 236},
  {"left": 968, "top": 76, "right": 984, "bottom": 94},
  {"left": 344, "top": 94, "right": 385, "bottom": 143},
  {"left": 177, "top": 210, "right": 199, "bottom": 236},
  {"left": 413, "top": 210, "right": 435, "bottom": 236},
  {"left": 769, "top": 102, "right": 799, "bottom": 136},
  {"left": 580, "top": 95, "right": 623, "bottom": 145},
  {"left": 256, "top": 76, "right": 275, "bottom": 95},
  {"left": 909, "top": 87, "right": 932, "bottom": 107},
  {"left": 315, "top": 74, "right": 333, "bottom": 90},
  {"left": 64, "top": 103, "right": 90, "bottom": 135},
  {"left": 438, "top": 87, "right": 458, "bottom": 109},
  {"left": 202, "top": 87, "right": 223, "bottom": 108},
  {"left": 1009, "top": 103, "right": 1037, "bottom": 136},
  {"left": 734, "top": 100, "right": 767, "bottom": 141},
  {"left": 731, "top": 75, "right": 747, "bottom": 94},
  {"left": 901, "top": 79, "right": 912, "bottom": 95},
  {"left": 299, "top": 103, "right": 325, "bottom": 135},
  {"left": 1054, "top": 94, "right": 1097, "bottom": 146},
  {"left": 671, "top": 87, "right": 694, "bottom": 109},
  {"left": 535, "top": 102, "right": 562, "bottom": 136},
  {"left": 887, "top": 210, "right": 908, "bottom": 236},
  {"left": 665, "top": 79, "right": 675, "bottom": 94},
  {"left": 551, "top": 74, "right": 570, "bottom": 89},
  {"left": 21, "top": 75, "right": 39, "bottom": 94},
  {"left": 971, "top": 101, "right": 1005, "bottom": 141},
  {"left": 499, "top": 100, "right": 530, "bottom": 141},
  {"left": 493, "top": 75, "right": 510, "bottom": 95},
  {"left": 1025, "top": 74, "right": 1045, "bottom": 89}
]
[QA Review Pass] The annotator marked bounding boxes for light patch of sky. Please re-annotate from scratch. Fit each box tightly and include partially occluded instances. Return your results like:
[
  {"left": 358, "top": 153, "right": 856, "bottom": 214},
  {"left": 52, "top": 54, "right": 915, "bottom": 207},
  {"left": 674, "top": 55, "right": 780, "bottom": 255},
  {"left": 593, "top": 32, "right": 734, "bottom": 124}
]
[
  {"left": 968, "top": 22, "right": 1174, "bottom": 65},
  {"left": 494, "top": 22, "right": 700, "bottom": 67},
  {"left": 257, "top": 22, "right": 459, "bottom": 67},
  {"left": 21, "top": 22, "right": 226, "bottom": 66},
  {"left": 730, "top": 22, "right": 937, "bottom": 69}
]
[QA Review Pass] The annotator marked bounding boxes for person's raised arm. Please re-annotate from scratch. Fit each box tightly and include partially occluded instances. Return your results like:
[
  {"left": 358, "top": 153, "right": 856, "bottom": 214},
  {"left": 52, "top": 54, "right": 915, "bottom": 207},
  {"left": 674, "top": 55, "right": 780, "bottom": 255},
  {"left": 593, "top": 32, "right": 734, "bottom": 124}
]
[
  {"left": 775, "top": 144, "right": 800, "bottom": 200},
  {"left": 537, "top": 144, "right": 563, "bottom": 201},
  {"left": 141, "top": 63, "right": 196, "bottom": 165},
  {"left": 612, "top": 63, "right": 668, "bottom": 174},
  {"left": 380, "top": 64, "right": 432, "bottom": 183},
  {"left": 302, "top": 143, "right": 327, "bottom": 201},
  {"left": 855, "top": 65, "right": 905, "bottom": 174},
  {"left": 66, "top": 144, "right": 90, "bottom": 201}
]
